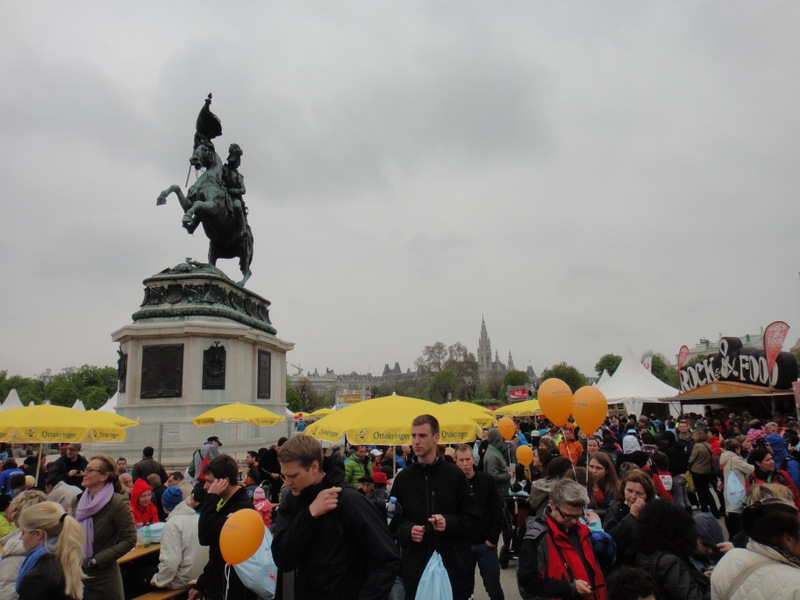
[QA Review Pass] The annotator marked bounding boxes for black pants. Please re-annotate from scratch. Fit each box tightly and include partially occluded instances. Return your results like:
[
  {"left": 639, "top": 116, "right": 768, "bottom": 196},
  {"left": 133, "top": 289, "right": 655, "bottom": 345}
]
[{"left": 691, "top": 472, "right": 720, "bottom": 516}]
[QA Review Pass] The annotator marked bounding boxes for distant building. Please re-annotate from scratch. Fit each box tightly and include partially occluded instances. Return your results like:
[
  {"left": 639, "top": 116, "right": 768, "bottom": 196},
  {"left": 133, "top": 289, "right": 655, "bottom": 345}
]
[
  {"left": 686, "top": 331, "right": 764, "bottom": 361},
  {"left": 477, "top": 316, "right": 513, "bottom": 383}
]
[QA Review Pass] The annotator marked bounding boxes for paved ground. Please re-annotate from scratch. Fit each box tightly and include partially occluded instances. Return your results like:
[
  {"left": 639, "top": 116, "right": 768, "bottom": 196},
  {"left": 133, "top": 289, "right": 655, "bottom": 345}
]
[{"left": 473, "top": 558, "right": 522, "bottom": 600}]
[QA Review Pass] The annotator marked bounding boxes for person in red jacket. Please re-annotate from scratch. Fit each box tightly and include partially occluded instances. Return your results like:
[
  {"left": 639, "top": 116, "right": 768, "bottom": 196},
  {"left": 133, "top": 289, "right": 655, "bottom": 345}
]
[
  {"left": 130, "top": 478, "right": 159, "bottom": 526},
  {"left": 518, "top": 478, "right": 607, "bottom": 599}
]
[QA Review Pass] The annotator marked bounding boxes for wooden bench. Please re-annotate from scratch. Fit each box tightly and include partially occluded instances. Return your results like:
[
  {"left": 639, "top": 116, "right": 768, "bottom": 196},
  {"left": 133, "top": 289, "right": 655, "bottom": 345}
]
[{"left": 131, "top": 586, "right": 191, "bottom": 600}]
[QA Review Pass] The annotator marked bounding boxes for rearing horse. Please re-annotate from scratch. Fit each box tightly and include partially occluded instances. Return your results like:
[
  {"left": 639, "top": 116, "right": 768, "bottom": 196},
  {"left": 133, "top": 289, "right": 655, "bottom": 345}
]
[{"left": 157, "top": 141, "right": 253, "bottom": 286}]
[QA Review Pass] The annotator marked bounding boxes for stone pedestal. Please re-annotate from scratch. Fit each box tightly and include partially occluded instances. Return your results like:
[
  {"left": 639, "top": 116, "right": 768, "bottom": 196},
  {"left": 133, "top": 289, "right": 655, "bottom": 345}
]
[{"left": 95, "top": 261, "right": 294, "bottom": 468}]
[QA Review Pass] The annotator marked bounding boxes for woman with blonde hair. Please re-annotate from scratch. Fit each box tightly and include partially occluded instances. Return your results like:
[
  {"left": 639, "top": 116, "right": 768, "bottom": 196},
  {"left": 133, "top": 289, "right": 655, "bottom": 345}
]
[
  {"left": 73, "top": 455, "right": 136, "bottom": 600},
  {"left": 16, "top": 501, "right": 85, "bottom": 600},
  {"left": 0, "top": 490, "right": 47, "bottom": 598}
]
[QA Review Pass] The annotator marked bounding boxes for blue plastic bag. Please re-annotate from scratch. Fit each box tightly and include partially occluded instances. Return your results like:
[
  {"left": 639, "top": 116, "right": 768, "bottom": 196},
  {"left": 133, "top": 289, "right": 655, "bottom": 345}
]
[
  {"left": 415, "top": 551, "right": 452, "bottom": 600},
  {"left": 725, "top": 471, "right": 746, "bottom": 512},
  {"left": 233, "top": 527, "right": 277, "bottom": 600}
]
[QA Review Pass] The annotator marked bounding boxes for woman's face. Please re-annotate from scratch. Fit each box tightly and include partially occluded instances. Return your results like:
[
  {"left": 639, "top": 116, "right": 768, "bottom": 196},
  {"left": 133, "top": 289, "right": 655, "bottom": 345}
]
[
  {"left": 624, "top": 482, "right": 647, "bottom": 505},
  {"left": 533, "top": 450, "right": 542, "bottom": 467},
  {"left": 81, "top": 459, "right": 110, "bottom": 490},
  {"left": 588, "top": 458, "right": 606, "bottom": 482},
  {"left": 742, "top": 439, "right": 753, "bottom": 451},
  {"left": 587, "top": 439, "right": 600, "bottom": 454},
  {"left": 138, "top": 490, "right": 152, "bottom": 508},
  {"left": 757, "top": 454, "right": 775, "bottom": 473},
  {"left": 20, "top": 527, "right": 45, "bottom": 553}
]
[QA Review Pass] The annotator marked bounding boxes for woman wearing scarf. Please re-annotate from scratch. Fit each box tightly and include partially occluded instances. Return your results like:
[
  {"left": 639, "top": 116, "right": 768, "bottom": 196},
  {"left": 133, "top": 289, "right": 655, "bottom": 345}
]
[
  {"left": 746, "top": 448, "right": 800, "bottom": 509},
  {"left": 711, "top": 499, "right": 800, "bottom": 599},
  {"left": 16, "top": 501, "right": 85, "bottom": 600},
  {"left": 73, "top": 455, "right": 137, "bottom": 600}
]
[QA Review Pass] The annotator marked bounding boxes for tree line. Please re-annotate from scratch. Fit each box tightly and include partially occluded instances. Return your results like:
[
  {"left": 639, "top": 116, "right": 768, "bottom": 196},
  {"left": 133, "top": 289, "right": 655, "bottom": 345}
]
[{"left": 0, "top": 365, "right": 118, "bottom": 410}]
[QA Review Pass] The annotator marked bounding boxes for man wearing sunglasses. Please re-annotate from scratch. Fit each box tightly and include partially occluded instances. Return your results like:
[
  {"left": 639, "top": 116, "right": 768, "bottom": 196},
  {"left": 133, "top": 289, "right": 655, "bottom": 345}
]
[{"left": 518, "top": 479, "right": 607, "bottom": 599}]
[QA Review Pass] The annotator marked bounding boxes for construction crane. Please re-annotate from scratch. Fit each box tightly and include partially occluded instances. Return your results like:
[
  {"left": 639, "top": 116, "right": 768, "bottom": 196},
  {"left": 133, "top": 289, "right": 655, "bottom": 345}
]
[{"left": 289, "top": 363, "right": 304, "bottom": 376}]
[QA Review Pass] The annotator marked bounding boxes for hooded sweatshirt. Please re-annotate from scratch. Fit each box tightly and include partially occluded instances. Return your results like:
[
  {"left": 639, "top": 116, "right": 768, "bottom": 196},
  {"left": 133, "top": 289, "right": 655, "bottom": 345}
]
[
  {"left": 766, "top": 433, "right": 800, "bottom": 490},
  {"left": 130, "top": 478, "right": 160, "bottom": 525}
]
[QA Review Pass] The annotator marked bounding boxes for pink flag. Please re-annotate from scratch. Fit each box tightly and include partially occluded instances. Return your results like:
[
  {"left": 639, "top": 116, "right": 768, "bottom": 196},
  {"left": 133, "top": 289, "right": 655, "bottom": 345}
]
[
  {"left": 642, "top": 356, "right": 653, "bottom": 372},
  {"left": 678, "top": 345, "right": 689, "bottom": 371},
  {"left": 764, "top": 321, "right": 790, "bottom": 375}
]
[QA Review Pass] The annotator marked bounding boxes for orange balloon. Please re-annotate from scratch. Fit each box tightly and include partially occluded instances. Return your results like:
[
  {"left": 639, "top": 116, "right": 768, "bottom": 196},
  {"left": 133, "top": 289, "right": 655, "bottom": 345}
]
[
  {"left": 498, "top": 417, "right": 516, "bottom": 440},
  {"left": 537, "top": 378, "right": 573, "bottom": 427},
  {"left": 220, "top": 509, "right": 265, "bottom": 565},
  {"left": 571, "top": 386, "right": 607, "bottom": 435},
  {"left": 516, "top": 445, "right": 534, "bottom": 466}
]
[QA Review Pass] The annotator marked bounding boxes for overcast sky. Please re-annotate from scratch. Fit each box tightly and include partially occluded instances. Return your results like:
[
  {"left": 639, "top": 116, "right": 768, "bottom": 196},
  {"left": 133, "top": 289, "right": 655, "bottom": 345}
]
[{"left": 2, "top": 3, "right": 799, "bottom": 383}]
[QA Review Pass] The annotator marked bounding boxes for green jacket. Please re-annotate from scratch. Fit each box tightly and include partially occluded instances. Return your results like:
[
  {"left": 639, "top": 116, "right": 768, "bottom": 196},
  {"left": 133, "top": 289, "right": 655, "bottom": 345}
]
[{"left": 344, "top": 455, "right": 372, "bottom": 486}]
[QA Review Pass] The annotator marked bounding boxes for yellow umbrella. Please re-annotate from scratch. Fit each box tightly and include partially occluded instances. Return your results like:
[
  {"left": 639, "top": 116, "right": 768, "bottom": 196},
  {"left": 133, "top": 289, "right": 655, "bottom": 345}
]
[
  {"left": 304, "top": 395, "right": 482, "bottom": 444},
  {"left": 493, "top": 399, "right": 542, "bottom": 417},
  {"left": 0, "top": 404, "right": 130, "bottom": 443},
  {"left": 444, "top": 401, "right": 497, "bottom": 428},
  {"left": 306, "top": 408, "right": 335, "bottom": 421},
  {"left": 84, "top": 410, "right": 139, "bottom": 429},
  {"left": 192, "top": 403, "right": 285, "bottom": 427}
]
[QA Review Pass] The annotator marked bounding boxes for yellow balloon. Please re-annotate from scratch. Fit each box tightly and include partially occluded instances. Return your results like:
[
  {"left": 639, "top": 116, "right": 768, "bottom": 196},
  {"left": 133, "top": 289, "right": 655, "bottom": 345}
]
[
  {"left": 571, "top": 386, "right": 607, "bottom": 435},
  {"left": 220, "top": 509, "right": 265, "bottom": 565},
  {"left": 516, "top": 445, "right": 534, "bottom": 466},
  {"left": 537, "top": 378, "right": 573, "bottom": 427},
  {"left": 498, "top": 417, "right": 516, "bottom": 440}
]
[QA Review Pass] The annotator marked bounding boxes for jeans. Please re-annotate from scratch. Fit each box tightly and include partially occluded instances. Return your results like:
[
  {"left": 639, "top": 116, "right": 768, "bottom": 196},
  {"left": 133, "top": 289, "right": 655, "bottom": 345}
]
[
  {"left": 672, "top": 473, "right": 691, "bottom": 510},
  {"left": 692, "top": 471, "right": 720, "bottom": 516},
  {"left": 471, "top": 543, "right": 505, "bottom": 600}
]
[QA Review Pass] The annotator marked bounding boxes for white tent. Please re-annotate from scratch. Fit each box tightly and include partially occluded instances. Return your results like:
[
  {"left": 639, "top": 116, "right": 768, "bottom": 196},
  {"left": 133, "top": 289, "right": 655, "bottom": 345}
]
[
  {"left": 597, "top": 347, "right": 680, "bottom": 417},
  {"left": 98, "top": 392, "right": 118, "bottom": 413},
  {"left": 0, "top": 389, "right": 24, "bottom": 411},
  {"left": 594, "top": 370, "right": 612, "bottom": 387},
  {"left": 73, "top": 399, "right": 86, "bottom": 411}
]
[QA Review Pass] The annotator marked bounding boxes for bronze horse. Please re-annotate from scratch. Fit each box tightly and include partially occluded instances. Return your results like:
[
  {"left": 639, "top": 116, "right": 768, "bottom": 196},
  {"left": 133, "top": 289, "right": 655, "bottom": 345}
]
[{"left": 157, "top": 141, "right": 253, "bottom": 286}]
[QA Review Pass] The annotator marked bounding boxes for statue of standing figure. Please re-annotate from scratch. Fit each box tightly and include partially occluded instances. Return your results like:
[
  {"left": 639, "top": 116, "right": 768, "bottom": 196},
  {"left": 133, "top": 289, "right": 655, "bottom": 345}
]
[{"left": 157, "top": 94, "right": 254, "bottom": 286}]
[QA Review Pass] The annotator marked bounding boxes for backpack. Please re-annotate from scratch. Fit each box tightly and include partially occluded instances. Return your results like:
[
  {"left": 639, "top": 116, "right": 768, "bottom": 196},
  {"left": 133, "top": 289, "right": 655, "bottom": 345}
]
[{"left": 188, "top": 448, "right": 211, "bottom": 482}]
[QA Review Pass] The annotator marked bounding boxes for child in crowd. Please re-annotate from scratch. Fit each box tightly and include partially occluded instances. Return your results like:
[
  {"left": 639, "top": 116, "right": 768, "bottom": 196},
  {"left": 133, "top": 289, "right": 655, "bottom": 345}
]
[
  {"left": 252, "top": 486, "right": 272, "bottom": 529},
  {"left": 130, "top": 479, "right": 159, "bottom": 526},
  {"left": 0, "top": 494, "right": 15, "bottom": 537}
]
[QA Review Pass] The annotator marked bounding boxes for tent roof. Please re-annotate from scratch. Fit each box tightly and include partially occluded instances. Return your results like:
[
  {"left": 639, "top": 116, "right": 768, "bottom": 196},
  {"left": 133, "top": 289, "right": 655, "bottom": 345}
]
[
  {"left": 1, "top": 389, "right": 25, "bottom": 411},
  {"left": 597, "top": 347, "right": 679, "bottom": 404}
]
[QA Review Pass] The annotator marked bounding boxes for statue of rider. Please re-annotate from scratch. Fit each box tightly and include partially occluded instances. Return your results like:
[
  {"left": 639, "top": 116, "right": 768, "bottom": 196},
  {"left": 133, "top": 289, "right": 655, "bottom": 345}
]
[{"left": 222, "top": 143, "right": 249, "bottom": 238}]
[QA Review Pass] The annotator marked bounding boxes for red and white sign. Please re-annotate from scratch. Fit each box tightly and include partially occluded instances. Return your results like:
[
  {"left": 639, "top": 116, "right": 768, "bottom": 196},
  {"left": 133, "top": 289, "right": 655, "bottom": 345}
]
[
  {"left": 764, "top": 321, "right": 790, "bottom": 376},
  {"left": 642, "top": 356, "right": 652, "bottom": 373}
]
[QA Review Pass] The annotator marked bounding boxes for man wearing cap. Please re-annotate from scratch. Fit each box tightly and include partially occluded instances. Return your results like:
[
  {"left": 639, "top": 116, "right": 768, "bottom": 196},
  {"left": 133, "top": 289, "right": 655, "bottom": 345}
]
[
  {"left": 344, "top": 444, "right": 372, "bottom": 486},
  {"left": 151, "top": 483, "right": 209, "bottom": 590},
  {"left": 272, "top": 434, "right": 399, "bottom": 599},
  {"left": 191, "top": 437, "right": 222, "bottom": 483},
  {"left": 48, "top": 444, "right": 88, "bottom": 488}
]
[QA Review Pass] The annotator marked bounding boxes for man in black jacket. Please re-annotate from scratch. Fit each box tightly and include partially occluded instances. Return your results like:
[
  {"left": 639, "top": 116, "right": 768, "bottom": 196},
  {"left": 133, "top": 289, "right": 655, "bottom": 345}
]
[
  {"left": 456, "top": 444, "right": 505, "bottom": 600},
  {"left": 390, "top": 414, "right": 481, "bottom": 600},
  {"left": 48, "top": 444, "right": 88, "bottom": 488},
  {"left": 272, "top": 434, "right": 399, "bottom": 600},
  {"left": 189, "top": 455, "right": 256, "bottom": 600}
]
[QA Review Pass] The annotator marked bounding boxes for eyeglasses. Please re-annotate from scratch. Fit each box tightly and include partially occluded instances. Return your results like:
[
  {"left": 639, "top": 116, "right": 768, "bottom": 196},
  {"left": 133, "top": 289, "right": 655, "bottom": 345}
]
[
  {"left": 554, "top": 505, "right": 584, "bottom": 522},
  {"left": 83, "top": 467, "right": 104, "bottom": 474}
]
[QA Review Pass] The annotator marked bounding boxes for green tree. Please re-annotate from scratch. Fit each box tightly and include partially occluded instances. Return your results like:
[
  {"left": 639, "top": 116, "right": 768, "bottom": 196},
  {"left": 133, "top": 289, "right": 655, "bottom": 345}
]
[
  {"left": 43, "top": 380, "right": 80, "bottom": 407},
  {"left": 427, "top": 369, "right": 460, "bottom": 403},
  {"left": 292, "top": 378, "right": 321, "bottom": 412},
  {"left": 594, "top": 354, "right": 622, "bottom": 377},
  {"left": 501, "top": 370, "right": 531, "bottom": 399},
  {"left": 81, "top": 386, "right": 111, "bottom": 410},
  {"left": 414, "top": 342, "right": 448, "bottom": 375},
  {"left": 444, "top": 343, "right": 479, "bottom": 382},
  {"left": 286, "top": 384, "right": 301, "bottom": 413},
  {"left": 644, "top": 352, "right": 680, "bottom": 389},
  {"left": 539, "top": 362, "right": 587, "bottom": 393}
]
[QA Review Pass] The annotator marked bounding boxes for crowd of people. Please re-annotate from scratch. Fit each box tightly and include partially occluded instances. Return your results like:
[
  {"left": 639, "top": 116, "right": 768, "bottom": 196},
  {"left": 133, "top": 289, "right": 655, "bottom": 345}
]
[{"left": 3, "top": 409, "right": 800, "bottom": 599}]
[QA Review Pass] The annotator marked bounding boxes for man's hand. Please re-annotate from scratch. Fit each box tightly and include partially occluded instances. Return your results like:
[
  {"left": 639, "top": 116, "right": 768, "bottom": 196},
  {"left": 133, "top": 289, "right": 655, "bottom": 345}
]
[
  {"left": 411, "top": 525, "right": 426, "bottom": 543},
  {"left": 309, "top": 487, "right": 341, "bottom": 518},
  {"left": 428, "top": 513, "right": 446, "bottom": 532},
  {"left": 485, "top": 540, "right": 496, "bottom": 548},
  {"left": 207, "top": 477, "right": 230, "bottom": 497},
  {"left": 575, "top": 579, "right": 593, "bottom": 595},
  {"left": 188, "top": 589, "right": 201, "bottom": 600}
]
